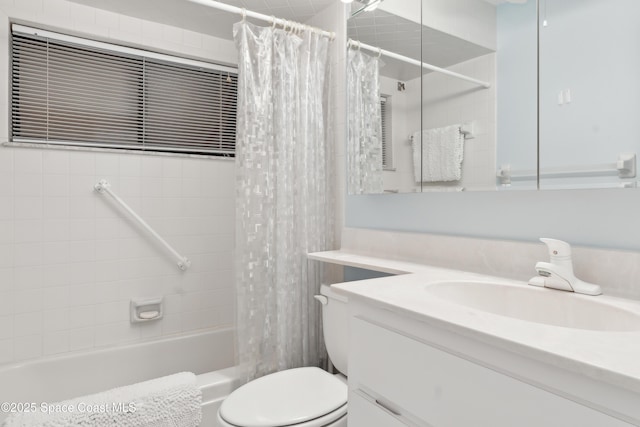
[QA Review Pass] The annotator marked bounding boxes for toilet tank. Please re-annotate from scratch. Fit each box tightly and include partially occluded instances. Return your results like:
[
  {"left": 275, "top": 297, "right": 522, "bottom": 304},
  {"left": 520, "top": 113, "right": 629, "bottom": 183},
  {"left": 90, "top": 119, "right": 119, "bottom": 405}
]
[{"left": 319, "top": 285, "right": 349, "bottom": 376}]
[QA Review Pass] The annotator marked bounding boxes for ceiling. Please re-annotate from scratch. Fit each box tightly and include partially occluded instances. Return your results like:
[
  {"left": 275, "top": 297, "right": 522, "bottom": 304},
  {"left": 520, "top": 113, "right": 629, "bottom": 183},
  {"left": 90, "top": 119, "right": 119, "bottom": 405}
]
[{"left": 67, "top": 0, "right": 337, "bottom": 41}]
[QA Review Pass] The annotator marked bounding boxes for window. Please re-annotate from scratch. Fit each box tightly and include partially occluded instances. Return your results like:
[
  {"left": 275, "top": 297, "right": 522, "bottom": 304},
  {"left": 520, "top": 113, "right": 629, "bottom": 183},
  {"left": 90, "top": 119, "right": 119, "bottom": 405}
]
[
  {"left": 11, "top": 25, "right": 237, "bottom": 157},
  {"left": 380, "top": 95, "right": 393, "bottom": 170}
]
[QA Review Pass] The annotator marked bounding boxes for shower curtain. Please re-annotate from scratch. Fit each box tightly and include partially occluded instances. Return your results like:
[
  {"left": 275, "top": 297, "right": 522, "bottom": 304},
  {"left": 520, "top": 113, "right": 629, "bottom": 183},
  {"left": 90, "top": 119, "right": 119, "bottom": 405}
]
[
  {"left": 347, "top": 48, "right": 384, "bottom": 194},
  {"left": 233, "top": 21, "right": 334, "bottom": 381}
]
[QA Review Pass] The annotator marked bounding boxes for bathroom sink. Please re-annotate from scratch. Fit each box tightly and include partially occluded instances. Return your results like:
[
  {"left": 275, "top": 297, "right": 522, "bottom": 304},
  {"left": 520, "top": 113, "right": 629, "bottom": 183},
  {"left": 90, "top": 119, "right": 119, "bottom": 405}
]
[{"left": 425, "top": 281, "right": 640, "bottom": 332}]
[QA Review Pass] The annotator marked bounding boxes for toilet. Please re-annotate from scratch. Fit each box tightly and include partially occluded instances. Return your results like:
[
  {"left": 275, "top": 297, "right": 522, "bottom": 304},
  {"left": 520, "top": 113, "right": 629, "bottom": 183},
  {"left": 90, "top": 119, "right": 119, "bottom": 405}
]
[{"left": 217, "top": 285, "right": 349, "bottom": 427}]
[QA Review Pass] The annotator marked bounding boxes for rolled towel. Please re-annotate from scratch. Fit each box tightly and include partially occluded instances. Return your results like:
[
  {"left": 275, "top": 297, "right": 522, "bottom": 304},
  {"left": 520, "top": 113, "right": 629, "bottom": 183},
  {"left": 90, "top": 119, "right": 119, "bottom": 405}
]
[{"left": 2, "top": 372, "right": 202, "bottom": 427}]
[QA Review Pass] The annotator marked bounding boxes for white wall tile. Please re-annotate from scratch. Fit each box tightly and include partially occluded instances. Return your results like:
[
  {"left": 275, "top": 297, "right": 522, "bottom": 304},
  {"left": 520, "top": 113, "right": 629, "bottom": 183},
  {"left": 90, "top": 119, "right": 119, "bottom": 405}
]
[
  {"left": 0, "top": 174, "right": 13, "bottom": 197},
  {"left": 43, "top": 151, "right": 69, "bottom": 175},
  {"left": 43, "top": 175, "right": 70, "bottom": 197},
  {"left": 13, "top": 242, "right": 43, "bottom": 267},
  {"left": 0, "top": 220, "right": 11, "bottom": 244},
  {"left": 14, "top": 220, "right": 42, "bottom": 243},
  {"left": 0, "top": 148, "right": 13, "bottom": 173},
  {"left": 14, "top": 312, "right": 43, "bottom": 336},
  {"left": 43, "top": 197, "right": 69, "bottom": 219},
  {"left": 68, "top": 219, "right": 95, "bottom": 241},
  {"left": 43, "top": 330, "right": 69, "bottom": 355},
  {"left": 0, "top": 315, "right": 12, "bottom": 339},
  {"left": 68, "top": 152, "right": 95, "bottom": 176},
  {"left": 41, "top": 286, "right": 70, "bottom": 309},
  {"left": 42, "top": 0, "right": 70, "bottom": 26},
  {"left": 0, "top": 292, "right": 13, "bottom": 317},
  {"left": 43, "top": 308, "right": 70, "bottom": 333},
  {"left": 14, "top": 266, "right": 43, "bottom": 289},
  {"left": 14, "top": 174, "right": 42, "bottom": 197},
  {"left": 42, "top": 219, "right": 70, "bottom": 242},
  {"left": 68, "top": 306, "right": 96, "bottom": 329},
  {"left": 14, "top": 197, "right": 43, "bottom": 220},
  {"left": 14, "top": 149, "right": 42, "bottom": 174},
  {"left": 68, "top": 327, "right": 94, "bottom": 351},
  {"left": 13, "top": 335, "right": 42, "bottom": 360},
  {"left": 119, "top": 156, "right": 141, "bottom": 177},
  {"left": 0, "top": 268, "right": 14, "bottom": 292},
  {"left": 13, "top": 288, "right": 43, "bottom": 314},
  {"left": 0, "top": 338, "right": 13, "bottom": 364},
  {"left": 67, "top": 284, "right": 97, "bottom": 307},
  {"left": 0, "top": 0, "right": 237, "bottom": 364},
  {"left": 0, "top": 197, "right": 13, "bottom": 221}
]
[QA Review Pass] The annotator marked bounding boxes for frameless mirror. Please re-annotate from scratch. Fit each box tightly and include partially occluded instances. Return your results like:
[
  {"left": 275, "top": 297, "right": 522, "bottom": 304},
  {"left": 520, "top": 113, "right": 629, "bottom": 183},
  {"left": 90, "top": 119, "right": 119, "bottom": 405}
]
[
  {"left": 347, "top": 0, "right": 530, "bottom": 194},
  {"left": 347, "top": 0, "right": 423, "bottom": 194},
  {"left": 537, "top": 0, "right": 640, "bottom": 190},
  {"left": 348, "top": 0, "right": 640, "bottom": 194}
]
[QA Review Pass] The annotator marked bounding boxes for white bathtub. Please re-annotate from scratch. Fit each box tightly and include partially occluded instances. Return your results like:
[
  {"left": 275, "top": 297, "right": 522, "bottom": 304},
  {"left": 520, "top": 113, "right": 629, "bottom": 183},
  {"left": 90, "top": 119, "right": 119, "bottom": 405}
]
[{"left": 0, "top": 327, "right": 241, "bottom": 426}]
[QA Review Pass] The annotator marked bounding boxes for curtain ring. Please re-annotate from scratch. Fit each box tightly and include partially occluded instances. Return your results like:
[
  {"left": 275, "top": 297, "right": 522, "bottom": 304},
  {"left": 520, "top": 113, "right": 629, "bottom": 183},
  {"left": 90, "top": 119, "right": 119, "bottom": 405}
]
[
  {"left": 377, "top": 47, "right": 382, "bottom": 58},
  {"left": 272, "top": 16, "right": 277, "bottom": 29},
  {"left": 241, "top": 8, "right": 246, "bottom": 21},
  {"left": 357, "top": 41, "right": 361, "bottom": 51}
]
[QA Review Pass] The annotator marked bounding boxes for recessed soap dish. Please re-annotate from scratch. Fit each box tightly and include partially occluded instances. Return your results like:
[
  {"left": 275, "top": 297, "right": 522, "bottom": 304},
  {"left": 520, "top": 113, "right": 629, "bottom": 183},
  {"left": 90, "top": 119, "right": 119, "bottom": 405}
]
[{"left": 130, "top": 297, "right": 163, "bottom": 323}]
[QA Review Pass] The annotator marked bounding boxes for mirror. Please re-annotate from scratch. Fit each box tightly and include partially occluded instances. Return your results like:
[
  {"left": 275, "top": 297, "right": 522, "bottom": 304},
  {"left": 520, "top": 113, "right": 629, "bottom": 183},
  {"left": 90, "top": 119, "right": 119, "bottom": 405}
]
[
  {"left": 537, "top": 0, "right": 639, "bottom": 190},
  {"left": 347, "top": 0, "right": 423, "bottom": 194},
  {"left": 347, "top": 0, "right": 639, "bottom": 194}
]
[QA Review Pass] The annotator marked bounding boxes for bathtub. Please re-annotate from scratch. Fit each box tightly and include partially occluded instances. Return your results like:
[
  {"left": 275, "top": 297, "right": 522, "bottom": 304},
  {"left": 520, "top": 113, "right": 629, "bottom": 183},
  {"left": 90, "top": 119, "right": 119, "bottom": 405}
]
[{"left": 0, "top": 327, "right": 241, "bottom": 426}]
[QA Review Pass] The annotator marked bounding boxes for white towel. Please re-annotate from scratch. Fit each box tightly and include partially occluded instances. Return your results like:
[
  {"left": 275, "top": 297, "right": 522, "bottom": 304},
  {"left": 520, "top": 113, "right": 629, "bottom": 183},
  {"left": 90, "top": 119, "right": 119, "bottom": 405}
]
[
  {"left": 412, "top": 125, "right": 464, "bottom": 182},
  {"left": 2, "top": 372, "right": 202, "bottom": 427}
]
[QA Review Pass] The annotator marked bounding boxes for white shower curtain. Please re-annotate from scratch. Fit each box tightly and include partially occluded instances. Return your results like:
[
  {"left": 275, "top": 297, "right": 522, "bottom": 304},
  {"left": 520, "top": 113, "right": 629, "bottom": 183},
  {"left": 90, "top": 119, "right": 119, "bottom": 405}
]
[
  {"left": 347, "top": 49, "right": 383, "bottom": 194},
  {"left": 233, "top": 21, "right": 334, "bottom": 382}
]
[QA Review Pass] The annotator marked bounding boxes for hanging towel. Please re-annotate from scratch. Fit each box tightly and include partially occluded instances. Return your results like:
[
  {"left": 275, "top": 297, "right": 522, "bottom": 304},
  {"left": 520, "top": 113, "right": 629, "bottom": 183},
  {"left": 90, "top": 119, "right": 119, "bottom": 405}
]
[
  {"left": 412, "top": 124, "right": 464, "bottom": 182},
  {"left": 2, "top": 372, "right": 202, "bottom": 427}
]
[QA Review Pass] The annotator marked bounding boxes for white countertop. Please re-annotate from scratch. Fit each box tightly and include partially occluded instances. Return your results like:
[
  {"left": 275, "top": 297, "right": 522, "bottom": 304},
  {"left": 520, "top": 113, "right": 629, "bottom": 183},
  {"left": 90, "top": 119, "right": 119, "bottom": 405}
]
[{"left": 310, "top": 250, "right": 640, "bottom": 395}]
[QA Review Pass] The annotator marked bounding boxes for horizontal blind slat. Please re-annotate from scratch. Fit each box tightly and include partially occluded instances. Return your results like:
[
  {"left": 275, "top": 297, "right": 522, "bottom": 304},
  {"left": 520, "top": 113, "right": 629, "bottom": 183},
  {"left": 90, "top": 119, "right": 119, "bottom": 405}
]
[{"left": 11, "top": 30, "right": 237, "bottom": 157}]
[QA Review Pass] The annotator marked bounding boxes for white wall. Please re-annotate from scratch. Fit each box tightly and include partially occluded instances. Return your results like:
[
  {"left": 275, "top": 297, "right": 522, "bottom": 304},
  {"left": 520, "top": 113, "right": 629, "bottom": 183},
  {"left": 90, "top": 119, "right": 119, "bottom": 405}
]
[
  {"left": 539, "top": 0, "right": 640, "bottom": 169},
  {"left": 0, "top": 0, "right": 237, "bottom": 364}
]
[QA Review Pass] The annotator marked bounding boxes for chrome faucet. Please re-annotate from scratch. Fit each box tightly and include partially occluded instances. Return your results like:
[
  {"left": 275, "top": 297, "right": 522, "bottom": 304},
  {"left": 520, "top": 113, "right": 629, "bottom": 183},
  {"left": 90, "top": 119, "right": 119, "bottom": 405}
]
[{"left": 528, "top": 238, "right": 602, "bottom": 296}]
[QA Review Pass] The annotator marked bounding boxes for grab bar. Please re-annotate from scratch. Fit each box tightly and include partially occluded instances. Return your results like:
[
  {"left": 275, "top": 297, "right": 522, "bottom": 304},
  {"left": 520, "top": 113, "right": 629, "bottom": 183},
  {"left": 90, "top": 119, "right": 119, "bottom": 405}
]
[
  {"left": 497, "top": 153, "right": 637, "bottom": 186},
  {"left": 94, "top": 179, "right": 191, "bottom": 271}
]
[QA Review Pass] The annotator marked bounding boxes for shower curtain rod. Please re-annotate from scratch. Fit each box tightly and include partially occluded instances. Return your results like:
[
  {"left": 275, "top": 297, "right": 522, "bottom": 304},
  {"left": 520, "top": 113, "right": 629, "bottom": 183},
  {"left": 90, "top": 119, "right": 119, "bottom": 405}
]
[
  {"left": 348, "top": 39, "right": 491, "bottom": 89},
  {"left": 187, "top": 0, "right": 336, "bottom": 40}
]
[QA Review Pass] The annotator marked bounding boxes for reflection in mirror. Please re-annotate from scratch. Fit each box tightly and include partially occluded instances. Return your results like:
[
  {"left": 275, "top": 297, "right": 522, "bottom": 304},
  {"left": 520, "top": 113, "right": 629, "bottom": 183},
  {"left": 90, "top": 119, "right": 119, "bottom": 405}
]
[
  {"left": 495, "top": 0, "right": 538, "bottom": 190},
  {"left": 418, "top": 2, "right": 495, "bottom": 193},
  {"left": 347, "top": 0, "right": 524, "bottom": 194},
  {"left": 347, "top": 0, "right": 423, "bottom": 194},
  {"left": 538, "top": 0, "right": 639, "bottom": 190}
]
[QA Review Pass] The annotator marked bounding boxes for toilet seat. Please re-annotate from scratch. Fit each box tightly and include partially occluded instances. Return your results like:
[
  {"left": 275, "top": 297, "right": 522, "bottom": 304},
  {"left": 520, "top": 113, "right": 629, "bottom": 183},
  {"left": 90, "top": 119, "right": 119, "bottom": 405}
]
[{"left": 218, "top": 367, "right": 348, "bottom": 427}]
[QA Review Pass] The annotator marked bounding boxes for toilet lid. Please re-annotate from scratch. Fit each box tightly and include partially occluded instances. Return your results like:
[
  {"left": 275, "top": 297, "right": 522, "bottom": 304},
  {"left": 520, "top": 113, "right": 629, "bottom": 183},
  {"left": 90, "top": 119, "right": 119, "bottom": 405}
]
[{"left": 219, "top": 367, "right": 347, "bottom": 427}]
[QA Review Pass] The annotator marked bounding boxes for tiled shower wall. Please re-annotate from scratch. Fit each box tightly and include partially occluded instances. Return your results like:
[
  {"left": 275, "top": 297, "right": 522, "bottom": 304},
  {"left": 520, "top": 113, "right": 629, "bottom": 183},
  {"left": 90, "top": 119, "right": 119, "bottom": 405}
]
[{"left": 0, "top": 0, "right": 237, "bottom": 364}]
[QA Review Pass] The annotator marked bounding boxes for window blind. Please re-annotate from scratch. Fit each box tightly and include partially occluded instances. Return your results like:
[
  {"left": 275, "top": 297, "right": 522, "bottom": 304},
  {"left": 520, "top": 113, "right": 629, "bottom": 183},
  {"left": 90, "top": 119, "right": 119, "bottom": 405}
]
[
  {"left": 11, "top": 25, "right": 238, "bottom": 156},
  {"left": 380, "top": 95, "right": 393, "bottom": 170}
]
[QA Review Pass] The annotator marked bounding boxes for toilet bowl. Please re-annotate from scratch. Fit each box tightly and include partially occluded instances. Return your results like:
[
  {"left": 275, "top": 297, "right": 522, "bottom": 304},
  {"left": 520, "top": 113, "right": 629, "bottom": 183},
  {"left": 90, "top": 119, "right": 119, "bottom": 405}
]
[{"left": 217, "top": 285, "right": 349, "bottom": 427}]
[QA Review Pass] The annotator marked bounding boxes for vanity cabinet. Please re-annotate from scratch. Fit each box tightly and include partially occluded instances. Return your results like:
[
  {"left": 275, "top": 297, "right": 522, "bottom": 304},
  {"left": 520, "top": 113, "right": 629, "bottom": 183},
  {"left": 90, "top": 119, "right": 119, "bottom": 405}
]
[{"left": 348, "top": 316, "right": 634, "bottom": 427}]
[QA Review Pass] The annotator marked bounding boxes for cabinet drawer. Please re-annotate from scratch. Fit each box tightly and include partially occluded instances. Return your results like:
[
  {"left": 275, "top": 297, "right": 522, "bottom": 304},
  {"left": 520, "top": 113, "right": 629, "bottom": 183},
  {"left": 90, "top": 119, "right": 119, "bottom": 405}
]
[
  {"left": 349, "top": 390, "right": 407, "bottom": 427},
  {"left": 349, "top": 317, "right": 632, "bottom": 427}
]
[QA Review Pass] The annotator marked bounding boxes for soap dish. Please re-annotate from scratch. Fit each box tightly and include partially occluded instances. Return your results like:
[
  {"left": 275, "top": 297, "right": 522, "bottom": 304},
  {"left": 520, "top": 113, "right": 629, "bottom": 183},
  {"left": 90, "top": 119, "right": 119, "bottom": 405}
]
[{"left": 130, "top": 297, "right": 163, "bottom": 323}]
